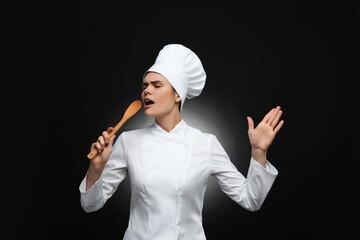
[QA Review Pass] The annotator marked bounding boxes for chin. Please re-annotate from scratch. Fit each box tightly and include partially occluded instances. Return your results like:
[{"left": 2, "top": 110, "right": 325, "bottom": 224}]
[
  {"left": 144, "top": 112, "right": 155, "bottom": 117},
  {"left": 145, "top": 108, "right": 170, "bottom": 118},
  {"left": 144, "top": 109, "right": 157, "bottom": 117}
]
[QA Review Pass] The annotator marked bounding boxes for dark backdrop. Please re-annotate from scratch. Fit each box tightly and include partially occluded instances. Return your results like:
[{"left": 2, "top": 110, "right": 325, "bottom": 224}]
[{"left": 4, "top": 1, "right": 358, "bottom": 239}]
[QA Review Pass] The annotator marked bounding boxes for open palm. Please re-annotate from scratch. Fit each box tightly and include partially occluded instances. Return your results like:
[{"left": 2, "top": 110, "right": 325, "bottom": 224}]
[{"left": 247, "top": 106, "right": 284, "bottom": 152}]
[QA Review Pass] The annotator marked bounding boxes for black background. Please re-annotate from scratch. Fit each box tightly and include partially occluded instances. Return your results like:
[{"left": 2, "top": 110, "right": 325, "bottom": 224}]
[{"left": 4, "top": 1, "right": 358, "bottom": 239}]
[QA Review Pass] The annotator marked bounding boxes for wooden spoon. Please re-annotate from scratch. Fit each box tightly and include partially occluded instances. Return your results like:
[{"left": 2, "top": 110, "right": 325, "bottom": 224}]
[{"left": 87, "top": 100, "right": 142, "bottom": 159}]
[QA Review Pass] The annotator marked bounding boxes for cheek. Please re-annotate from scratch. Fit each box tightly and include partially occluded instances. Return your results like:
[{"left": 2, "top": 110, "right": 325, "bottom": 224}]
[{"left": 157, "top": 90, "right": 176, "bottom": 108}]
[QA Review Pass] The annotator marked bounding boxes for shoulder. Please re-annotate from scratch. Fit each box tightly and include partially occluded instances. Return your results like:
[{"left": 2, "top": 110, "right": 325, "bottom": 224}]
[
  {"left": 123, "top": 127, "right": 148, "bottom": 136},
  {"left": 185, "top": 124, "right": 226, "bottom": 151},
  {"left": 185, "top": 124, "right": 216, "bottom": 144},
  {"left": 114, "top": 125, "right": 151, "bottom": 146}
]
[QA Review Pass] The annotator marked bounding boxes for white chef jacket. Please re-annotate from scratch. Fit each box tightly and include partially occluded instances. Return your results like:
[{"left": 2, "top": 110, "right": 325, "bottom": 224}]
[{"left": 79, "top": 120, "right": 278, "bottom": 240}]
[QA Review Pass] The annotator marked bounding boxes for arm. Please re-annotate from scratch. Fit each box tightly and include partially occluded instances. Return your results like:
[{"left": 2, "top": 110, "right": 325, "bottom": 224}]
[
  {"left": 79, "top": 131, "right": 127, "bottom": 213},
  {"left": 210, "top": 135, "right": 278, "bottom": 211}
]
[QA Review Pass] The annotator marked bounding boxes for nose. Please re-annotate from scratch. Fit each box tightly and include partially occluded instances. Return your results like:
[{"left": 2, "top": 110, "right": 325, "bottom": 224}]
[{"left": 143, "top": 86, "right": 151, "bottom": 95}]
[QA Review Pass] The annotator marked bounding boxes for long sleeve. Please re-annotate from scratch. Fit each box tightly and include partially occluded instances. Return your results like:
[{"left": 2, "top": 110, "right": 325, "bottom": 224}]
[
  {"left": 210, "top": 135, "right": 278, "bottom": 211},
  {"left": 79, "top": 132, "right": 128, "bottom": 213}
]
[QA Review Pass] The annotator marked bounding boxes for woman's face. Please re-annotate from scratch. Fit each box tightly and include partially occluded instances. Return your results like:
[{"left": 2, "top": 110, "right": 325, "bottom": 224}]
[{"left": 142, "top": 72, "right": 181, "bottom": 117}]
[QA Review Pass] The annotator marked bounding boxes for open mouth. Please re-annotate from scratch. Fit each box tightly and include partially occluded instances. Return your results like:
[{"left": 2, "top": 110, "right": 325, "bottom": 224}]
[{"left": 144, "top": 99, "right": 155, "bottom": 106}]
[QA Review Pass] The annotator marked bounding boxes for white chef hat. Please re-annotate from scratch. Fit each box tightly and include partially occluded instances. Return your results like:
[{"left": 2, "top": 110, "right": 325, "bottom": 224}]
[{"left": 144, "top": 44, "right": 206, "bottom": 111}]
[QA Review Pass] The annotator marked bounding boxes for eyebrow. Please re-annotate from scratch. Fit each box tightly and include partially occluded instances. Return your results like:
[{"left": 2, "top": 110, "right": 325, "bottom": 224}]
[{"left": 142, "top": 80, "right": 163, "bottom": 86}]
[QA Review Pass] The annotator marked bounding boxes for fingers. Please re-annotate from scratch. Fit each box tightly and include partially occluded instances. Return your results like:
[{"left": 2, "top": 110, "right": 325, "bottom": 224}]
[
  {"left": 268, "top": 106, "right": 281, "bottom": 124},
  {"left": 102, "top": 126, "right": 114, "bottom": 144},
  {"left": 261, "top": 106, "right": 284, "bottom": 132},
  {"left": 262, "top": 108, "right": 276, "bottom": 122},
  {"left": 97, "top": 135, "right": 105, "bottom": 152},
  {"left": 91, "top": 142, "right": 102, "bottom": 153},
  {"left": 247, "top": 116, "right": 254, "bottom": 131},
  {"left": 274, "top": 120, "right": 284, "bottom": 134},
  {"left": 270, "top": 109, "right": 283, "bottom": 128},
  {"left": 102, "top": 130, "right": 110, "bottom": 145},
  {"left": 109, "top": 135, "right": 116, "bottom": 145},
  {"left": 91, "top": 127, "right": 115, "bottom": 154}
]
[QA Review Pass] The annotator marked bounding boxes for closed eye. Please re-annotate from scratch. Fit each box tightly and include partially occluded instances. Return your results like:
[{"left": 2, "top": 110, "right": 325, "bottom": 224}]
[{"left": 142, "top": 80, "right": 163, "bottom": 90}]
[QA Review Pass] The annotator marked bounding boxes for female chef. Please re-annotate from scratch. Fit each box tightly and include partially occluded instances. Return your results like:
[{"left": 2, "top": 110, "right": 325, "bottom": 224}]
[{"left": 79, "top": 44, "right": 284, "bottom": 240}]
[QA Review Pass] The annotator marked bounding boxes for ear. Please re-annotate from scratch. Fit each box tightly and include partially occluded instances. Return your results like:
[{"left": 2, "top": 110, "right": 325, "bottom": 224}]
[
  {"left": 173, "top": 90, "right": 181, "bottom": 103},
  {"left": 175, "top": 94, "right": 182, "bottom": 112}
]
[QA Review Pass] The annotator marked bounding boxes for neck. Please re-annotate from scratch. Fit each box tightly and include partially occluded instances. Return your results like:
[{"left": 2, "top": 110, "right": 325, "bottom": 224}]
[{"left": 155, "top": 107, "right": 181, "bottom": 133}]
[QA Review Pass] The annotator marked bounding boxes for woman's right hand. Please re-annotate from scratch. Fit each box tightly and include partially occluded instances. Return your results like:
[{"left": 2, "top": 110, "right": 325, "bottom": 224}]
[
  {"left": 90, "top": 127, "right": 116, "bottom": 171},
  {"left": 86, "top": 127, "right": 116, "bottom": 191}
]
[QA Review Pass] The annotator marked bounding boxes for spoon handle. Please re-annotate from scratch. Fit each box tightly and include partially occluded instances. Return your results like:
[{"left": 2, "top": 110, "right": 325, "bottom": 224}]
[{"left": 87, "top": 100, "right": 142, "bottom": 160}]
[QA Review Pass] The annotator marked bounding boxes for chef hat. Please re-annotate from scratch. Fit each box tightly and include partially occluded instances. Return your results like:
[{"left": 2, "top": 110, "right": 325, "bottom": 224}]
[{"left": 144, "top": 44, "right": 206, "bottom": 111}]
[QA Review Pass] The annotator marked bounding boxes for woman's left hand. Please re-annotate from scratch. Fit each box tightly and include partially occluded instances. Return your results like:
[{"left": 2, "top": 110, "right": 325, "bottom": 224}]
[{"left": 247, "top": 106, "right": 284, "bottom": 158}]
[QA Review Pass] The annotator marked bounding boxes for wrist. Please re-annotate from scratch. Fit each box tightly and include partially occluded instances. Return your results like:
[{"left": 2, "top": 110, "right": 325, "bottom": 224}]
[
  {"left": 88, "top": 161, "right": 105, "bottom": 181},
  {"left": 89, "top": 161, "right": 105, "bottom": 175},
  {"left": 251, "top": 147, "right": 267, "bottom": 167},
  {"left": 86, "top": 162, "right": 104, "bottom": 191}
]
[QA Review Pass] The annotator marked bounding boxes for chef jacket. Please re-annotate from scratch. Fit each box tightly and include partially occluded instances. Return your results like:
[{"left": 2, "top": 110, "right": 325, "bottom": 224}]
[{"left": 79, "top": 120, "right": 278, "bottom": 240}]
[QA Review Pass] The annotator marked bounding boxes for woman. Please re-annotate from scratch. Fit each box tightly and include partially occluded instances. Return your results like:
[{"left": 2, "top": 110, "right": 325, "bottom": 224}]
[{"left": 79, "top": 44, "right": 284, "bottom": 240}]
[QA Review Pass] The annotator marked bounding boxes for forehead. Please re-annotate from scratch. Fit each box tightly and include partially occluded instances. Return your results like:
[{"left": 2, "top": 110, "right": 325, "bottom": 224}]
[{"left": 143, "top": 72, "right": 168, "bottom": 83}]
